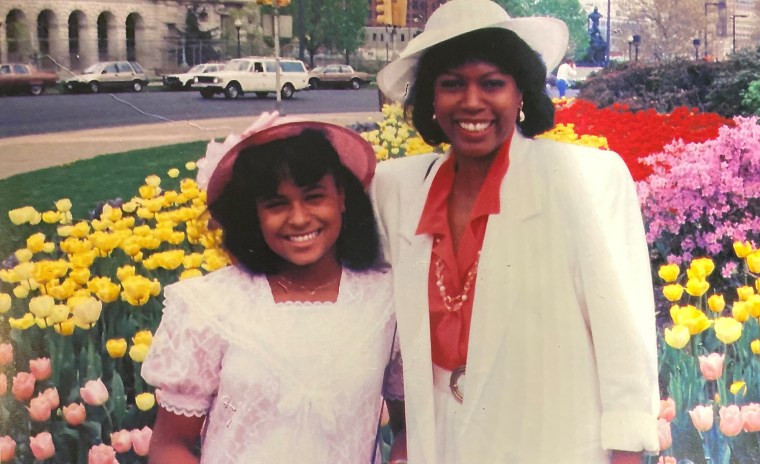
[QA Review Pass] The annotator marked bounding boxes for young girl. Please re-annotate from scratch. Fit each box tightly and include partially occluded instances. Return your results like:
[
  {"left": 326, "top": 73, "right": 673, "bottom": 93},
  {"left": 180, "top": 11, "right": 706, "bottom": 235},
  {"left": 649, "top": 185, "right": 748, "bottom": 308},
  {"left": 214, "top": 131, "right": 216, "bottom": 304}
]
[{"left": 141, "top": 114, "right": 403, "bottom": 463}]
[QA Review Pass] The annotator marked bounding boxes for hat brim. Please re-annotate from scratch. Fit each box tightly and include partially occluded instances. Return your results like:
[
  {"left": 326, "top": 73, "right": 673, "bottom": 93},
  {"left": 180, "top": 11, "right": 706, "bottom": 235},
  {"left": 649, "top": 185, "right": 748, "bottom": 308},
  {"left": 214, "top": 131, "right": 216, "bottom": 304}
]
[
  {"left": 206, "top": 121, "right": 376, "bottom": 204},
  {"left": 378, "top": 16, "right": 568, "bottom": 102}
]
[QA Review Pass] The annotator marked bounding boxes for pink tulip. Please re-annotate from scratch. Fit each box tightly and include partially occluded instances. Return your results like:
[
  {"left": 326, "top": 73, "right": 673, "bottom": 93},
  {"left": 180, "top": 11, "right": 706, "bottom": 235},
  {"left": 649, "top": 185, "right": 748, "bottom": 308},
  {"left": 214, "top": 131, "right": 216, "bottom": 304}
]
[
  {"left": 658, "top": 457, "right": 677, "bottom": 464},
  {"left": 699, "top": 353, "right": 725, "bottom": 381},
  {"left": 719, "top": 405, "right": 744, "bottom": 436},
  {"left": 659, "top": 397, "right": 676, "bottom": 422},
  {"left": 130, "top": 426, "right": 152, "bottom": 456},
  {"left": 42, "top": 387, "right": 59, "bottom": 410},
  {"left": 741, "top": 403, "right": 760, "bottom": 432},
  {"left": 0, "top": 373, "right": 6, "bottom": 396},
  {"left": 80, "top": 378, "right": 109, "bottom": 406},
  {"left": 0, "top": 343, "right": 12, "bottom": 366},
  {"left": 658, "top": 418, "right": 673, "bottom": 450},
  {"left": 63, "top": 402, "right": 87, "bottom": 426},
  {"left": 689, "top": 404, "right": 714, "bottom": 432},
  {"left": 29, "top": 431, "right": 55, "bottom": 460},
  {"left": 29, "top": 357, "right": 52, "bottom": 381},
  {"left": 88, "top": 443, "right": 118, "bottom": 464},
  {"left": 11, "top": 372, "right": 35, "bottom": 401},
  {"left": 27, "top": 395, "right": 52, "bottom": 422},
  {"left": 110, "top": 429, "right": 132, "bottom": 453},
  {"left": 0, "top": 435, "right": 16, "bottom": 462}
]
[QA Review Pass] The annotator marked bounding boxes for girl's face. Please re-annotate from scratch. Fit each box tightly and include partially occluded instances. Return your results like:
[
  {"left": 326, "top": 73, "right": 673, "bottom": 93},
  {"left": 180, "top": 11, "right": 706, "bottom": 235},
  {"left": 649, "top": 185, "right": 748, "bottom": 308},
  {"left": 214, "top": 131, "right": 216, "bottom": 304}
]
[
  {"left": 256, "top": 174, "right": 345, "bottom": 271},
  {"left": 432, "top": 60, "right": 522, "bottom": 162}
]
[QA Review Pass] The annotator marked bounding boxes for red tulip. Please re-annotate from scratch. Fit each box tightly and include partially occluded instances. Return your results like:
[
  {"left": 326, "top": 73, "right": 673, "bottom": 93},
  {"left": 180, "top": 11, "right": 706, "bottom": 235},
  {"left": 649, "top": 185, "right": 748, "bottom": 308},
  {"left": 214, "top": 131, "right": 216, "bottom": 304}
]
[
  {"left": 110, "top": 429, "right": 132, "bottom": 453},
  {"left": 11, "top": 372, "right": 35, "bottom": 401},
  {"left": 719, "top": 405, "right": 744, "bottom": 437},
  {"left": 689, "top": 404, "right": 714, "bottom": 432},
  {"left": 0, "top": 435, "right": 16, "bottom": 462},
  {"left": 0, "top": 373, "right": 6, "bottom": 396},
  {"left": 88, "top": 444, "right": 118, "bottom": 464},
  {"left": 63, "top": 403, "right": 87, "bottom": 426},
  {"left": 0, "top": 343, "right": 12, "bottom": 366},
  {"left": 658, "top": 418, "right": 673, "bottom": 450},
  {"left": 27, "top": 395, "right": 52, "bottom": 422},
  {"left": 42, "top": 387, "right": 59, "bottom": 410},
  {"left": 130, "top": 426, "right": 152, "bottom": 456},
  {"left": 29, "top": 432, "right": 55, "bottom": 460},
  {"left": 29, "top": 357, "right": 52, "bottom": 381},
  {"left": 659, "top": 397, "right": 676, "bottom": 422},
  {"left": 741, "top": 403, "right": 760, "bottom": 433},
  {"left": 80, "top": 378, "right": 109, "bottom": 406},
  {"left": 699, "top": 353, "right": 725, "bottom": 381}
]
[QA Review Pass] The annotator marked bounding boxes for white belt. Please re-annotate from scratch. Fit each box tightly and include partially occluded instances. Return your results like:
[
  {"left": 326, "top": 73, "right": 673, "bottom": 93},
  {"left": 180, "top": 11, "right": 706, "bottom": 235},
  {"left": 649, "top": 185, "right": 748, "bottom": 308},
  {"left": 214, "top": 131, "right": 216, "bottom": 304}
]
[{"left": 432, "top": 364, "right": 466, "bottom": 404}]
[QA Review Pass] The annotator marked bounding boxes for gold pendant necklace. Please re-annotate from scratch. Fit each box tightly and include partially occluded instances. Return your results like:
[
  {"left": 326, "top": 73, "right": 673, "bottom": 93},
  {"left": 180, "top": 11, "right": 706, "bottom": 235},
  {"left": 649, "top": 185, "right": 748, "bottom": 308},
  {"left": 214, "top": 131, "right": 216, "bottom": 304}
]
[{"left": 273, "top": 274, "right": 341, "bottom": 296}]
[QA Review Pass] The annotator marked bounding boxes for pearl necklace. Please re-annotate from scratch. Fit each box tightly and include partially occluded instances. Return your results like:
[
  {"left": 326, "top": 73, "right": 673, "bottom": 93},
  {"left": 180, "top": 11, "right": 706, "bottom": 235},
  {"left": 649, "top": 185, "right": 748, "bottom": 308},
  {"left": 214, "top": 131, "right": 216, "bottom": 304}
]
[
  {"left": 434, "top": 251, "right": 481, "bottom": 312},
  {"left": 273, "top": 274, "right": 341, "bottom": 296}
]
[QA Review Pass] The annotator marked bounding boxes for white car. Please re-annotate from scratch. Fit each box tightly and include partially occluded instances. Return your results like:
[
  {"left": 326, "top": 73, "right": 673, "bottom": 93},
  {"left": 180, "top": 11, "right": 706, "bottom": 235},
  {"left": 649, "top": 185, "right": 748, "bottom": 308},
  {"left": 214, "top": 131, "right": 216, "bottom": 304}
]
[
  {"left": 194, "top": 57, "right": 309, "bottom": 100},
  {"left": 162, "top": 63, "right": 226, "bottom": 90}
]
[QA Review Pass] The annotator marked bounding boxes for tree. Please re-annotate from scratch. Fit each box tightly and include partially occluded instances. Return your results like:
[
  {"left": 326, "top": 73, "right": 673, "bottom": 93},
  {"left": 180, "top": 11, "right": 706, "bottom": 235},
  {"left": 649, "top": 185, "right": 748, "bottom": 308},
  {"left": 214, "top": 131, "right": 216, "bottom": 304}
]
[
  {"left": 618, "top": 0, "right": 704, "bottom": 61},
  {"left": 495, "top": 0, "right": 588, "bottom": 66},
  {"left": 319, "top": 0, "right": 368, "bottom": 64}
]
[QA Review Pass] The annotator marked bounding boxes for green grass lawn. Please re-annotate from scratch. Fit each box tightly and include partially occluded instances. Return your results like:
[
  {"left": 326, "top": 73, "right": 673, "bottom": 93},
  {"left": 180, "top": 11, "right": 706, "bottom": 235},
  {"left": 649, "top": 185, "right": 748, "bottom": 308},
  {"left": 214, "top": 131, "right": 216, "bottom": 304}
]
[{"left": 0, "top": 141, "right": 207, "bottom": 260}]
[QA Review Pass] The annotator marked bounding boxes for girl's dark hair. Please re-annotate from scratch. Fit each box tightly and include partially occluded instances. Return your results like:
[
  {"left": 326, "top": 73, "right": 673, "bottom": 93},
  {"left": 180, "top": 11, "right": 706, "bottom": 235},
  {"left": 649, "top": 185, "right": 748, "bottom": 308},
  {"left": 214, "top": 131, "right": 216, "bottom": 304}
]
[
  {"left": 208, "top": 129, "right": 379, "bottom": 274},
  {"left": 406, "top": 28, "right": 555, "bottom": 141}
]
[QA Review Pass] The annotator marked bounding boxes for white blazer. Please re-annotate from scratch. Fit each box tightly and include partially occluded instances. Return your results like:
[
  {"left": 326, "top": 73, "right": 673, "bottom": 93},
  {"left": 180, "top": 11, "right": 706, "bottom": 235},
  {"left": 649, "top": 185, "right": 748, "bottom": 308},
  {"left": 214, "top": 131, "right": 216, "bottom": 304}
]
[{"left": 371, "top": 132, "right": 660, "bottom": 464}]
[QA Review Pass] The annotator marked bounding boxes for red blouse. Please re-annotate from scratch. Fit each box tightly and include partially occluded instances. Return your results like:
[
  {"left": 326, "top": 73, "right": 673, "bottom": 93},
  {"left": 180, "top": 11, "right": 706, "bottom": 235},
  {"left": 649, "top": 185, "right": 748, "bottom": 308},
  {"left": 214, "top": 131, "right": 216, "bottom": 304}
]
[{"left": 416, "top": 137, "right": 512, "bottom": 369}]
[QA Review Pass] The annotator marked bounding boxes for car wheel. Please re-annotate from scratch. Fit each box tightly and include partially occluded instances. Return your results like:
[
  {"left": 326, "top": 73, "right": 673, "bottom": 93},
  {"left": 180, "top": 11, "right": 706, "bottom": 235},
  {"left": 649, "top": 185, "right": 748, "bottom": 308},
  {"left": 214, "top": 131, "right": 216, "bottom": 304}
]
[
  {"left": 350, "top": 79, "right": 361, "bottom": 90},
  {"left": 132, "top": 81, "right": 144, "bottom": 92},
  {"left": 309, "top": 78, "right": 319, "bottom": 90},
  {"left": 224, "top": 83, "right": 241, "bottom": 99},
  {"left": 183, "top": 80, "right": 194, "bottom": 90},
  {"left": 255, "top": 92, "right": 269, "bottom": 98},
  {"left": 30, "top": 84, "right": 44, "bottom": 96},
  {"left": 280, "top": 83, "right": 295, "bottom": 100},
  {"left": 200, "top": 89, "right": 215, "bottom": 99},
  {"left": 89, "top": 81, "right": 100, "bottom": 93}
]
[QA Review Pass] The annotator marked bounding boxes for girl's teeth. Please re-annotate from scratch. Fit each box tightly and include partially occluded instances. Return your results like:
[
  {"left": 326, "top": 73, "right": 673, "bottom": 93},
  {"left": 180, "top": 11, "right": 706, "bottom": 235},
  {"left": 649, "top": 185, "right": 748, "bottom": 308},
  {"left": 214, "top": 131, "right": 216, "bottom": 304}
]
[
  {"left": 459, "top": 122, "right": 491, "bottom": 132},
  {"left": 289, "top": 231, "right": 319, "bottom": 242}
]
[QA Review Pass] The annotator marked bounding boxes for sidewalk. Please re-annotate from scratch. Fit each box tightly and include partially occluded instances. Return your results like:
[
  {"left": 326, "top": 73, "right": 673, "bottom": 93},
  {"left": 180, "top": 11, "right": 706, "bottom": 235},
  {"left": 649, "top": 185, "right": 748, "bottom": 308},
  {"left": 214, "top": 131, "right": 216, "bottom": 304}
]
[{"left": 0, "top": 111, "right": 383, "bottom": 180}]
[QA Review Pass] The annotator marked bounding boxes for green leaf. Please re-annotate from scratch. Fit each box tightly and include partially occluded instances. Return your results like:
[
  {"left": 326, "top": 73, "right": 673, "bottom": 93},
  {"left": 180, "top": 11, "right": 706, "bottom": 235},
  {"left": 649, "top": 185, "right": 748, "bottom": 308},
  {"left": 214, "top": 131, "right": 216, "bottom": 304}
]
[{"left": 110, "top": 372, "right": 127, "bottom": 429}]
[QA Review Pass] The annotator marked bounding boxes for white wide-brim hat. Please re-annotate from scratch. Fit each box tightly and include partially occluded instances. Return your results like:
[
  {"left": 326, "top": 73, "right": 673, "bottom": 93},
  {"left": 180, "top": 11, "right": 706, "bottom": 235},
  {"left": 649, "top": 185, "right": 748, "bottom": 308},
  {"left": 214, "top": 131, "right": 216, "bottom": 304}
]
[{"left": 377, "top": 0, "right": 569, "bottom": 102}]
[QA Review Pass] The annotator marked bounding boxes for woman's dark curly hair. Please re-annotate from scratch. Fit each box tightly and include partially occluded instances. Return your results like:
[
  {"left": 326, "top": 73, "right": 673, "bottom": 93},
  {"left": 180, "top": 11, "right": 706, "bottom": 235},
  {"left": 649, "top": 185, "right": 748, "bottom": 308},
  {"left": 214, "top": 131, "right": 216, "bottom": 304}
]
[
  {"left": 406, "top": 28, "right": 555, "bottom": 141},
  {"left": 208, "top": 129, "right": 379, "bottom": 274}
]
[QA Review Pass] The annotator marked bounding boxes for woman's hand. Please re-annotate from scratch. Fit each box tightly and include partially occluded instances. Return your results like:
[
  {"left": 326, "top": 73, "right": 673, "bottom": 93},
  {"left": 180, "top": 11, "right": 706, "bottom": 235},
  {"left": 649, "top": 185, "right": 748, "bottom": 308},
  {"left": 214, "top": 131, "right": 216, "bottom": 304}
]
[
  {"left": 611, "top": 450, "right": 643, "bottom": 464},
  {"left": 148, "top": 407, "right": 205, "bottom": 464}
]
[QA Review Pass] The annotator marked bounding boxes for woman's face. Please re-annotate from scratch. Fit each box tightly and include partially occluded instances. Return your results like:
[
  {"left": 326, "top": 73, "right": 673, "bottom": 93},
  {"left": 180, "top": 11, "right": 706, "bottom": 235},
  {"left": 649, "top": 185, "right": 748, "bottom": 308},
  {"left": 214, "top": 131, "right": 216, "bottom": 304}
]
[
  {"left": 256, "top": 174, "right": 344, "bottom": 271},
  {"left": 432, "top": 60, "right": 521, "bottom": 161}
]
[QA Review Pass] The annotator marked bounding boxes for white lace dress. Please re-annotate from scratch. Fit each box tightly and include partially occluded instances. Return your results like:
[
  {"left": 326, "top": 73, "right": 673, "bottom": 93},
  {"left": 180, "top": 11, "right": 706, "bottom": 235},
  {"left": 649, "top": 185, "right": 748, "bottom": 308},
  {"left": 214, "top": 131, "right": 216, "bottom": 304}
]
[{"left": 141, "top": 265, "right": 402, "bottom": 463}]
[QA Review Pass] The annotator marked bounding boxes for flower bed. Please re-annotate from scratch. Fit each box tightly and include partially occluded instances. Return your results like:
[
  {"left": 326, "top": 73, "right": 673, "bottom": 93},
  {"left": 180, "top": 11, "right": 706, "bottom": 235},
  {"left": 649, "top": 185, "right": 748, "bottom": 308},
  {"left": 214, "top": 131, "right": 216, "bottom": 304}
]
[{"left": 0, "top": 100, "right": 759, "bottom": 463}]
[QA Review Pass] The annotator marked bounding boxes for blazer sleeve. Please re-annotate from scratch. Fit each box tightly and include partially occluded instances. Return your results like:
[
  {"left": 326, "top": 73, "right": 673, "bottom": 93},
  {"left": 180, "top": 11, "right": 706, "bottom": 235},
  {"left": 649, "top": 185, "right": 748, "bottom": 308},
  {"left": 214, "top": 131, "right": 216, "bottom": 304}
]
[{"left": 561, "top": 146, "right": 660, "bottom": 453}]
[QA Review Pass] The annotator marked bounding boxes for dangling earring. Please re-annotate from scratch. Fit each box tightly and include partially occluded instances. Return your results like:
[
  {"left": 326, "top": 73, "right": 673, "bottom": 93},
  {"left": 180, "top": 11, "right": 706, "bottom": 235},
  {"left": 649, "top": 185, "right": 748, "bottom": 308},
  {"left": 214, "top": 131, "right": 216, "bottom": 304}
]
[
  {"left": 432, "top": 113, "right": 437, "bottom": 121},
  {"left": 518, "top": 102, "right": 526, "bottom": 123}
]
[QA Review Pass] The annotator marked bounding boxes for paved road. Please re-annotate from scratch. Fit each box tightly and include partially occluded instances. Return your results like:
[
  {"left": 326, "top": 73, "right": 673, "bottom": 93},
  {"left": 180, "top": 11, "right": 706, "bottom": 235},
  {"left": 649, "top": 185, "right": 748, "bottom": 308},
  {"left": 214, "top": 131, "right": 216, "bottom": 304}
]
[{"left": 0, "top": 87, "right": 381, "bottom": 138}]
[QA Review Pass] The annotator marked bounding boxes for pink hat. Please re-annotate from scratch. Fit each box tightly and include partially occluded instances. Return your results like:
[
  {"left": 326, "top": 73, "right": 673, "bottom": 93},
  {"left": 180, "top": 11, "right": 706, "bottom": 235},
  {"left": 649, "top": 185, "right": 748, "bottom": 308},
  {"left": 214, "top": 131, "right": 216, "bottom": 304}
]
[{"left": 205, "top": 119, "right": 377, "bottom": 205}]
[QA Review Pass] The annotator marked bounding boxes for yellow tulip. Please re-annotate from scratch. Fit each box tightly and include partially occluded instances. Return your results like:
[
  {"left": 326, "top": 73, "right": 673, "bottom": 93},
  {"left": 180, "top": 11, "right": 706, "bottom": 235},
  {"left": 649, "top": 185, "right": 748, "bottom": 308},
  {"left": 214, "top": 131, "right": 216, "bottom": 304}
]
[
  {"left": 747, "top": 294, "right": 760, "bottom": 318},
  {"left": 180, "top": 269, "right": 203, "bottom": 280},
  {"left": 88, "top": 277, "right": 121, "bottom": 304},
  {"left": 732, "top": 301, "right": 750, "bottom": 322},
  {"left": 32, "top": 260, "right": 71, "bottom": 283},
  {"left": 28, "top": 295, "right": 55, "bottom": 319},
  {"left": 13, "top": 285, "right": 29, "bottom": 299},
  {"left": 35, "top": 316, "right": 50, "bottom": 329},
  {"left": 671, "top": 305, "right": 712, "bottom": 335},
  {"left": 664, "top": 325, "right": 691, "bottom": 349},
  {"left": 183, "top": 253, "right": 204, "bottom": 269},
  {"left": 691, "top": 257, "right": 715, "bottom": 276},
  {"left": 751, "top": 339, "right": 760, "bottom": 355},
  {"left": 69, "top": 250, "right": 97, "bottom": 270},
  {"left": 26, "top": 233, "right": 49, "bottom": 253},
  {"left": 737, "top": 286, "right": 755, "bottom": 301},
  {"left": 136, "top": 207, "right": 154, "bottom": 220},
  {"left": 168, "top": 231, "right": 186, "bottom": 245},
  {"left": 54, "top": 319, "right": 75, "bottom": 336},
  {"left": 70, "top": 221, "right": 91, "bottom": 238},
  {"left": 9, "top": 206, "right": 40, "bottom": 225},
  {"left": 663, "top": 284, "right": 685, "bottom": 302},
  {"left": 106, "top": 338, "right": 128, "bottom": 358},
  {"left": 9, "top": 313, "right": 35, "bottom": 330},
  {"left": 100, "top": 204, "right": 123, "bottom": 222},
  {"left": 89, "top": 231, "right": 123, "bottom": 256},
  {"left": 153, "top": 250, "right": 184, "bottom": 270},
  {"left": 121, "top": 276, "right": 156, "bottom": 306},
  {"left": 713, "top": 317, "right": 743, "bottom": 344},
  {"left": 69, "top": 268, "right": 91, "bottom": 285},
  {"left": 48, "top": 305, "right": 70, "bottom": 324},
  {"left": 57, "top": 225, "right": 74, "bottom": 237},
  {"left": 54, "top": 198, "right": 72, "bottom": 212},
  {"left": 748, "top": 251, "right": 760, "bottom": 274},
  {"left": 730, "top": 381, "right": 747, "bottom": 396},
  {"left": 167, "top": 168, "right": 180, "bottom": 179},
  {"left": 15, "top": 248, "right": 33, "bottom": 263},
  {"left": 112, "top": 217, "right": 135, "bottom": 231},
  {"left": 116, "top": 265, "right": 136, "bottom": 282},
  {"left": 135, "top": 392, "right": 156, "bottom": 411},
  {"left": 685, "top": 278, "right": 710, "bottom": 297},
  {"left": 185, "top": 161, "right": 197, "bottom": 170},
  {"left": 708, "top": 294, "right": 725, "bottom": 313},
  {"left": 91, "top": 219, "right": 112, "bottom": 231},
  {"left": 60, "top": 237, "right": 92, "bottom": 255},
  {"left": 41, "top": 210, "right": 62, "bottom": 224},
  {"left": 658, "top": 264, "right": 680, "bottom": 282},
  {"left": 69, "top": 296, "right": 102, "bottom": 329},
  {"left": 733, "top": 241, "right": 754, "bottom": 258},
  {"left": 46, "top": 279, "right": 77, "bottom": 301},
  {"left": 145, "top": 175, "right": 161, "bottom": 187},
  {"left": 129, "top": 343, "right": 150, "bottom": 362},
  {"left": 0, "top": 293, "right": 11, "bottom": 314},
  {"left": 133, "top": 330, "right": 153, "bottom": 346}
]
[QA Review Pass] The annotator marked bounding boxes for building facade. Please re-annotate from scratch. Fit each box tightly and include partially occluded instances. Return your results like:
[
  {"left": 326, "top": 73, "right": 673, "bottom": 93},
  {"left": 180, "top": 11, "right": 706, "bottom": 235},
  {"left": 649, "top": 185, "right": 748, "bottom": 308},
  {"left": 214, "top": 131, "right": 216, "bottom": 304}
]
[{"left": 0, "top": 0, "right": 252, "bottom": 74}]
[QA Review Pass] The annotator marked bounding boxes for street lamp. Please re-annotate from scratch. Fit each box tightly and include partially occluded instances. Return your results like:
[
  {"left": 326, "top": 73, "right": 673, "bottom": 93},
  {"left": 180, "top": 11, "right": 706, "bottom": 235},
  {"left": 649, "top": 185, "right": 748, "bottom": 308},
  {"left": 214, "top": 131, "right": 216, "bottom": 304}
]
[
  {"left": 632, "top": 34, "right": 641, "bottom": 62},
  {"left": 704, "top": 1, "right": 726, "bottom": 59},
  {"left": 692, "top": 38, "right": 701, "bottom": 60},
  {"left": 234, "top": 19, "right": 242, "bottom": 58},
  {"left": 730, "top": 14, "right": 748, "bottom": 53}
]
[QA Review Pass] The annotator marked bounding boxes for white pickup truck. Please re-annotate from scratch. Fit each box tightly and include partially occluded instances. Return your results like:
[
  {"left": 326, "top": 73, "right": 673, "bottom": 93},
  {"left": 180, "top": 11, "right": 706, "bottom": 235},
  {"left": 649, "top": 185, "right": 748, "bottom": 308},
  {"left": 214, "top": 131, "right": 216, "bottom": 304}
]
[{"left": 194, "top": 57, "right": 309, "bottom": 100}]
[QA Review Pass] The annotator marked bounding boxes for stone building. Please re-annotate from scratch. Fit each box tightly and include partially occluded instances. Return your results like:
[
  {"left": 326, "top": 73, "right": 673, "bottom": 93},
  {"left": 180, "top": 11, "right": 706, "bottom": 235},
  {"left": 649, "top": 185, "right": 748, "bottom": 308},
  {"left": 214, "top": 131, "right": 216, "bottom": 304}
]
[{"left": 0, "top": 0, "right": 252, "bottom": 75}]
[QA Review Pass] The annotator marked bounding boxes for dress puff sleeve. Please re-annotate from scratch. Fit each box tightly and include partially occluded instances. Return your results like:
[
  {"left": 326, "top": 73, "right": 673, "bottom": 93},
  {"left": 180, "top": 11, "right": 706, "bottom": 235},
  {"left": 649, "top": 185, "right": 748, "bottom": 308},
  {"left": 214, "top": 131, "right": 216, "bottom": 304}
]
[{"left": 141, "top": 280, "right": 229, "bottom": 417}]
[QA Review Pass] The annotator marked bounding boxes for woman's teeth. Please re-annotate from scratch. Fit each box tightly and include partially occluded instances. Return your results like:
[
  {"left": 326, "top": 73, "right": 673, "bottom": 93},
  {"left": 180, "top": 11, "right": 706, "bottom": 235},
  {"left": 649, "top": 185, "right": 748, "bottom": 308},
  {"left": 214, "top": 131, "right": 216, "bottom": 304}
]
[
  {"left": 288, "top": 231, "right": 320, "bottom": 242},
  {"left": 459, "top": 121, "right": 491, "bottom": 132}
]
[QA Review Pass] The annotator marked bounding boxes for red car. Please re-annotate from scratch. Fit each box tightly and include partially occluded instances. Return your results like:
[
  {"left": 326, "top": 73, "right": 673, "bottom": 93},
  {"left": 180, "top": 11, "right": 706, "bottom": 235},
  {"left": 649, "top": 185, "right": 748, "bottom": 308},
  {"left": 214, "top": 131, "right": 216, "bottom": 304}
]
[{"left": 0, "top": 63, "right": 59, "bottom": 96}]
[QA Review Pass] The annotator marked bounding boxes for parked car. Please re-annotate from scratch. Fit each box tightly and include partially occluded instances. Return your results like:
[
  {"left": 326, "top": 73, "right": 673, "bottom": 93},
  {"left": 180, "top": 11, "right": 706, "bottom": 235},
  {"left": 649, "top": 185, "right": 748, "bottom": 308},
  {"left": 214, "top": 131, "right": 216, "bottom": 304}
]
[
  {"left": 63, "top": 61, "right": 149, "bottom": 93},
  {"left": 0, "top": 63, "right": 59, "bottom": 96},
  {"left": 162, "top": 62, "right": 227, "bottom": 90},
  {"left": 194, "top": 57, "right": 309, "bottom": 100},
  {"left": 308, "top": 64, "right": 371, "bottom": 90}
]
